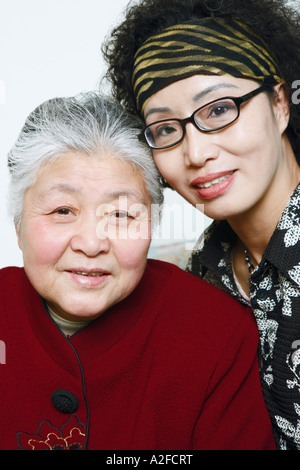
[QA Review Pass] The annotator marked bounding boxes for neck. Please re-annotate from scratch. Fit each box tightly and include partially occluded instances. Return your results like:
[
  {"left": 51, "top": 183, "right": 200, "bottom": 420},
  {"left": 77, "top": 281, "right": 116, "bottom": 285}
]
[{"left": 229, "top": 207, "right": 277, "bottom": 266}]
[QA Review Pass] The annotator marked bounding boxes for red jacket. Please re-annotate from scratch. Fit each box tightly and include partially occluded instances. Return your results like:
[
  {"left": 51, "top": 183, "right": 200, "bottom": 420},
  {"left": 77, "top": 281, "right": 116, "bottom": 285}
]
[{"left": 0, "top": 260, "right": 276, "bottom": 450}]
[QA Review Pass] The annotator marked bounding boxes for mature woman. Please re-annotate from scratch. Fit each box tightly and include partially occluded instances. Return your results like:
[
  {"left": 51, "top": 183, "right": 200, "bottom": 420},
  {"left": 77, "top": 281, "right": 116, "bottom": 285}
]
[
  {"left": 0, "top": 92, "right": 275, "bottom": 450},
  {"left": 102, "top": 0, "right": 300, "bottom": 449}
]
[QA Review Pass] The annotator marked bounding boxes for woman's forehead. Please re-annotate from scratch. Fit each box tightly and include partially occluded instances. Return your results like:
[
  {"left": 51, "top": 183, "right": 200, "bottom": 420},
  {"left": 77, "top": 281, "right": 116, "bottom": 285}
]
[
  {"left": 144, "top": 74, "right": 257, "bottom": 116},
  {"left": 27, "top": 154, "right": 151, "bottom": 205}
]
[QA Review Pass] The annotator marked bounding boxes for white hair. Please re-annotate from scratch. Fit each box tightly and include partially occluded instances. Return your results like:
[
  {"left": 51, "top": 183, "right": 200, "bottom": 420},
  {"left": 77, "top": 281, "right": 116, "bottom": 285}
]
[{"left": 8, "top": 92, "right": 163, "bottom": 226}]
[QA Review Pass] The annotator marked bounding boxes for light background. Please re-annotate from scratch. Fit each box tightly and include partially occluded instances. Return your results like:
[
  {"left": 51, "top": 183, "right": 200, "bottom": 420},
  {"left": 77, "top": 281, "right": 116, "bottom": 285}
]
[{"left": 0, "top": 0, "right": 210, "bottom": 268}]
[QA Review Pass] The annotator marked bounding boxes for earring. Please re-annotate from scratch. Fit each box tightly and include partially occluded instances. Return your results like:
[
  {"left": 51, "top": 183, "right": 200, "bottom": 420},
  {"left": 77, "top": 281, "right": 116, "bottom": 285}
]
[{"left": 204, "top": 0, "right": 225, "bottom": 16}]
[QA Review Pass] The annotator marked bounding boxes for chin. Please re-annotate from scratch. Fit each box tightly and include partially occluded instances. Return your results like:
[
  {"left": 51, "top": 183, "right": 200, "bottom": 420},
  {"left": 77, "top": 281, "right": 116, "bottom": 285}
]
[
  {"left": 201, "top": 207, "right": 230, "bottom": 221},
  {"left": 200, "top": 194, "right": 247, "bottom": 221},
  {"left": 52, "top": 301, "right": 105, "bottom": 322}
]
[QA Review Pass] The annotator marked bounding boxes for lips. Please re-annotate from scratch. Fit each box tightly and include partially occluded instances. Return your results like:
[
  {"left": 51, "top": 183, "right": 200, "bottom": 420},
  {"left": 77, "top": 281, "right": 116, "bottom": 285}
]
[
  {"left": 65, "top": 268, "right": 110, "bottom": 287},
  {"left": 191, "top": 170, "right": 236, "bottom": 200}
]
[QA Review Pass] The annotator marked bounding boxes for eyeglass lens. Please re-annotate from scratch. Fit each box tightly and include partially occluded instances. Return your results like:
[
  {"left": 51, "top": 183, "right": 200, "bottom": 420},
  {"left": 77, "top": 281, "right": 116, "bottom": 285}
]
[{"left": 145, "top": 98, "right": 239, "bottom": 149}]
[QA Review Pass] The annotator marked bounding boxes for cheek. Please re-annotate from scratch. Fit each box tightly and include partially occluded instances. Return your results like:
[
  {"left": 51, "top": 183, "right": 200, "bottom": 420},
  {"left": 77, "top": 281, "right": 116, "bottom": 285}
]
[
  {"left": 19, "top": 219, "right": 69, "bottom": 266},
  {"left": 153, "top": 150, "right": 179, "bottom": 184},
  {"left": 113, "top": 238, "right": 150, "bottom": 277},
  {"left": 236, "top": 102, "right": 281, "bottom": 152},
  {"left": 236, "top": 119, "right": 281, "bottom": 171}
]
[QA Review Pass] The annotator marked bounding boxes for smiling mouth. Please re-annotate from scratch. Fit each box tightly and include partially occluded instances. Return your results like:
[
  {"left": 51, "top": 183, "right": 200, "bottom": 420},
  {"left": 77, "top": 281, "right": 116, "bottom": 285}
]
[
  {"left": 195, "top": 171, "right": 235, "bottom": 189},
  {"left": 65, "top": 269, "right": 110, "bottom": 287},
  {"left": 68, "top": 270, "right": 108, "bottom": 277}
]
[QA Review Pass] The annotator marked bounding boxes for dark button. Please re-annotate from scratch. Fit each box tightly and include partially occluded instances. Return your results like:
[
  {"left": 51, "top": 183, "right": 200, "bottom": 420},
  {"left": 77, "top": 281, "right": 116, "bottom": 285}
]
[
  {"left": 51, "top": 389, "right": 79, "bottom": 413},
  {"left": 256, "top": 289, "right": 270, "bottom": 301}
]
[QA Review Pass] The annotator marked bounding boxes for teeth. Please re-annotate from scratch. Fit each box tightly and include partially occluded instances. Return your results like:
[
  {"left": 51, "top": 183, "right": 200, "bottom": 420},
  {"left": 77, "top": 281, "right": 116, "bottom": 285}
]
[
  {"left": 197, "top": 172, "right": 233, "bottom": 189},
  {"left": 75, "top": 271, "right": 103, "bottom": 277}
]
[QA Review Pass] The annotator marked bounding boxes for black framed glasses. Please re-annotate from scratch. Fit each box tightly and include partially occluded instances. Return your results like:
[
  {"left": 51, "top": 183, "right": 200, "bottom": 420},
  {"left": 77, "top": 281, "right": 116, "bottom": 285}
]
[{"left": 142, "top": 83, "right": 273, "bottom": 150}]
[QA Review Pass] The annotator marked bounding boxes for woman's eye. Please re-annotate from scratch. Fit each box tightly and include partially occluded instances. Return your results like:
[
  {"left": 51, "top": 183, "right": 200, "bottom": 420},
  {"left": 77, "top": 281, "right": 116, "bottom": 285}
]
[
  {"left": 112, "top": 210, "right": 126, "bottom": 217},
  {"left": 105, "top": 211, "right": 131, "bottom": 228},
  {"left": 208, "top": 101, "right": 235, "bottom": 118},
  {"left": 111, "top": 211, "right": 132, "bottom": 220},
  {"left": 151, "top": 122, "right": 179, "bottom": 138},
  {"left": 154, "top": 123, "right": 178, "bottom": 137},
  {"left": 54, "top": 207, "right": 73, "bottom": 216}
]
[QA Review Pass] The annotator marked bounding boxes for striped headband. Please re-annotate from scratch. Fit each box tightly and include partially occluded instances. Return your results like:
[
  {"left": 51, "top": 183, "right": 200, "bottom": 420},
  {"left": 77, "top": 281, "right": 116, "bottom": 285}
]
[{"left": 132, "top": 18, "right": 283, "bottom": 114}]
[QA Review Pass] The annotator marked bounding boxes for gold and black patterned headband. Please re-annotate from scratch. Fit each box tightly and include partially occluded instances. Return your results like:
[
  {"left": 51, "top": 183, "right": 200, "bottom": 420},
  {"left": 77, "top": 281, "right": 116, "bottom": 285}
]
[{"left": 132, "top": 18, "right": 283, "bottom": 114}]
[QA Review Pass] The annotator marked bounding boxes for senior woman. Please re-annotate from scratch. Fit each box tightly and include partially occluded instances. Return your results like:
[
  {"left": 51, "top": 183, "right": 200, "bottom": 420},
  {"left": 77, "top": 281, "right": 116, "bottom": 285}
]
[
  {"left": 0, "top": 92, "right": 276, "bottom": 450},
  {"left": 102, "top": 0, "right": 300, "bottom": 449}
]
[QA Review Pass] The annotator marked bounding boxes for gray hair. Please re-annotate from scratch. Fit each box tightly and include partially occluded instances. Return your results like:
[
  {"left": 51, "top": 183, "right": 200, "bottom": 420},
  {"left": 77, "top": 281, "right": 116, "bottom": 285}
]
[{"left": 8, "top": 92, "right": 163, "bottom": 226}]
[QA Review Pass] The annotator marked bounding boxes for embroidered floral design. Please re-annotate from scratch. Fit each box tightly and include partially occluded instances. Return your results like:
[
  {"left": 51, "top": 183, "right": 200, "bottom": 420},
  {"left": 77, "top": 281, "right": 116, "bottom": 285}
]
[
  {"left": 288, "top": 263, "right": 300, "bottom": 286},
  {"left": 286, "top": 344, "right": 300, "bottom": 391},
  {"left": 275, "top": 404, "right": 300, "bottom": 450},
  {"left": 16, "top": 414, "right": 86, "bottom": 450},
  {"left": 279, "top": 274, "right": 300, "bottom": 317},
  {"left": 254, "top": 312, "right": 278, "bottom": 363}
]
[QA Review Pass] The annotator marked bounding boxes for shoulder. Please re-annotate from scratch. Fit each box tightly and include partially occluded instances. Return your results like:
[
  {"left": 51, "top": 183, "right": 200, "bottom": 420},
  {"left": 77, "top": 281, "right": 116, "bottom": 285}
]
[
  {"left": 0, "top": 267, "right": 27, "bottom": 329},
  {"left": 0, "top": 266, "right": 25, "bottom": 285},
  {"left": 145, "top": 260, "right": 259, "bottom": 372},
  {"left": 146, "top": 259, "right": 254, "bottom": 327},
  {"left": 0, "top": 266, "right": 30, "bottom": 301},
  {"left": 147, "top": 258, "right": 236, "bottom": 299}
]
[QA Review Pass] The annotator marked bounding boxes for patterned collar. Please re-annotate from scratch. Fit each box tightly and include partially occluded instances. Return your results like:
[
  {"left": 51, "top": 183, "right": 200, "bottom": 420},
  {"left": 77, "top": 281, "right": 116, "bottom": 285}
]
[
  {"left": 264, "top": 183, "right": 300, "bottom": 286},
  {"left": 189, "top": 182, "right": 300, "bottom": 294}
]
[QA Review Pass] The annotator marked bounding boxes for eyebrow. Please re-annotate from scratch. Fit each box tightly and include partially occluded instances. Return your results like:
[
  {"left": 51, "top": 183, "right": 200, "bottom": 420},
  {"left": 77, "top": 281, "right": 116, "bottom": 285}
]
[
  {"left": 144, "top": 83, "right": 239, "bottom": 119},
  {"left": 106, "top": 190, "right": 149, "bottom": 206},
  {"left": 41, "top": 185, "right": 148, "bottom": 205},
  {"left": 42, "top": 183, "right": 80, "bottom": 196},
  {"left": 192, "top": 83, "right": 239, "bottom": 103}
]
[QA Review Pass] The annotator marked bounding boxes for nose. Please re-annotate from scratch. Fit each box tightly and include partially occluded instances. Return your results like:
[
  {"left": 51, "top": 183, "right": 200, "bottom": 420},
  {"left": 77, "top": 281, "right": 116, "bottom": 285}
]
[
  {"left": 70, "top": 214, "right": 110, "bottom": 257},
  {"left": 182, "top": 123, "right": 220, "bottom": 167}
]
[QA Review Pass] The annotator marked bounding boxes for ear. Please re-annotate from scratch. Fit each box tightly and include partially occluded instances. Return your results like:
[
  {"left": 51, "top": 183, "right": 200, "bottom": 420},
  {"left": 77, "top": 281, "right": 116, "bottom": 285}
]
[
  {"left": 14, "top": 220, "right": 22, "bottom": 250},
  {"left": 272, "top": 82, "right": 290, "bottom": 134}
]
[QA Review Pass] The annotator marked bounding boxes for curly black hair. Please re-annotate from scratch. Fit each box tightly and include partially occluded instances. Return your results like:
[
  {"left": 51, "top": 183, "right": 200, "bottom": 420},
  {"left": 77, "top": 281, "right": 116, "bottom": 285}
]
[{"left": 102, "top": 0, "right": 300, "bottom": 160}]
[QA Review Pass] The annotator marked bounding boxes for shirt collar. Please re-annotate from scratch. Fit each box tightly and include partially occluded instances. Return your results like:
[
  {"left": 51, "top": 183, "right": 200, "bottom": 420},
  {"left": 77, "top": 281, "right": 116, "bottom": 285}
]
[
  {"left": 263, "top": 183, "right": 300, "bottom": 285},
  {"left": 199, "top": 183, "right": 300, "bottom": 287}
]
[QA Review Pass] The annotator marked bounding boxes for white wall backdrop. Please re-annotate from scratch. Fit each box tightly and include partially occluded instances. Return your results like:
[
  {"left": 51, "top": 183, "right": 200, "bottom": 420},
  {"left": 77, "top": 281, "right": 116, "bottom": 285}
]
[{"left": 0, "top": 0, "right": 209, "bottom": 268}]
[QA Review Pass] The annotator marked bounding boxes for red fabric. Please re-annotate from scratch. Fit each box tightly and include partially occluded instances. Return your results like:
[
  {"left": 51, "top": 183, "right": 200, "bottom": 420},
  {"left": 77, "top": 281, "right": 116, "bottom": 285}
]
[{"left": 0, "top": 260, "right": 276, "bottom": 450}]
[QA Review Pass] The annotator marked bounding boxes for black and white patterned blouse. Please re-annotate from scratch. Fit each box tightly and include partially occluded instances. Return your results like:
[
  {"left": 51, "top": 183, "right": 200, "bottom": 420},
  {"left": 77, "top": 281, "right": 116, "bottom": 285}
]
[{"left": 187, "top": 183, "right": 300, "bottom": 450}]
